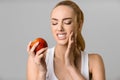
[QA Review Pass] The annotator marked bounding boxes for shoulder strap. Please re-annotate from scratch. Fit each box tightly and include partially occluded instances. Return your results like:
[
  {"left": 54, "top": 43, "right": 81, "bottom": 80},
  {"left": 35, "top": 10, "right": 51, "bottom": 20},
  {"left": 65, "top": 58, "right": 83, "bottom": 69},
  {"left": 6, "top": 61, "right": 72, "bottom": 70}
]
[
  {"left": 46, "top": 47, "right": 58, "bottom": 80},
  {"left": 81, "top": 52, "right": 89, "bottom": 80}
]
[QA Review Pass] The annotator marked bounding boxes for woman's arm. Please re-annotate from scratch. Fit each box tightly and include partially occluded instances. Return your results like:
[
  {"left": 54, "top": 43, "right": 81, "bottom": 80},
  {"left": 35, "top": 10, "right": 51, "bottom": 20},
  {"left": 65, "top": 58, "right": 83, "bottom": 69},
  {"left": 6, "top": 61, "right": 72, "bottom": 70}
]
[
  {"left": 64, "top": 32, "right": 86, "bottom": 80},
  {"left": 27, "top": 56, "right": 39, "bottom": 80},
  {"left": 89, "top": 54, "right": 106, "bottom": 80},
  {"left": 27, "top": 42, "right": 47, "bottom": 80},
  {"left": 66, "top": 66, "right": 86, "bottom": 80},
  {"left": 27, "top": 56, "right": 46, "bottom": 80}
]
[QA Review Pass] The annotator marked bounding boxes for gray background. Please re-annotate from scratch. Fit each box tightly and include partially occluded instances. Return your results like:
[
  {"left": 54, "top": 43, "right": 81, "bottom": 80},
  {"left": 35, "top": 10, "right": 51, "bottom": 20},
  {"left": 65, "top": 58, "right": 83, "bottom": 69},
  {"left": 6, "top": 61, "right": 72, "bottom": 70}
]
[{"left": 0, "top": 0, "right": 120, "bottom": 80}]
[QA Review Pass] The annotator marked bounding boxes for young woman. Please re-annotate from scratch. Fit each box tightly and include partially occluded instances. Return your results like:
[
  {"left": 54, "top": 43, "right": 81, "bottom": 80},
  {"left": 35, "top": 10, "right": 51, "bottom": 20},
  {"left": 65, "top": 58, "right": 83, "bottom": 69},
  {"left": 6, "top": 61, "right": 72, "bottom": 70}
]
[{"left": 27, "top": 0, "right": 105, "bottom": 80}]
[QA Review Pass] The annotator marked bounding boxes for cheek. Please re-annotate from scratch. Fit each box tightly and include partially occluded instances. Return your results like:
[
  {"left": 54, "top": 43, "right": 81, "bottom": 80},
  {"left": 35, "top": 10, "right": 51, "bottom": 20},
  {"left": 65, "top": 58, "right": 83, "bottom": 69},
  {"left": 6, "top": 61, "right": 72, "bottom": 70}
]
[
  {"left": 51, "top": 27, "right": 57, "bottom": 38},
  {"left": 65, "top": 28, "right": 73, "bottom": 39},
  {"left": 51, "top": 27, "right": 55, "bottom": 35},
  {"left": 66, "top": 25, "right": 74, "bottom": 33}
]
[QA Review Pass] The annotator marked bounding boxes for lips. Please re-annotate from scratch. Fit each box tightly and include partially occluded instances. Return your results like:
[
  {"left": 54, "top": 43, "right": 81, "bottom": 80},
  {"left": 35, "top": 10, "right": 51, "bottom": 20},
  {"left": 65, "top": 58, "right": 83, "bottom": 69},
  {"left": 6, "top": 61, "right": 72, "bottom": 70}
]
[{"left": 57, "top": 33, "right": 67, "bottom": 40}]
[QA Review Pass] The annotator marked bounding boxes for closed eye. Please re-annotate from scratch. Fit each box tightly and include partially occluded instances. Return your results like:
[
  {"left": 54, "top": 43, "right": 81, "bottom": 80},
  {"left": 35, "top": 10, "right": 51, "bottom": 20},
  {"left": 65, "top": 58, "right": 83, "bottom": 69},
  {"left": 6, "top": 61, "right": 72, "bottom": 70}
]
[
  {"left": 51, "top": 18, "right": 58, "bottom": 25},
  {"left": 51, "top": 21, "right": 58, "bottom": 25},
  {"left": 63, "top": 20, "right": 72, "bottom": 25}
]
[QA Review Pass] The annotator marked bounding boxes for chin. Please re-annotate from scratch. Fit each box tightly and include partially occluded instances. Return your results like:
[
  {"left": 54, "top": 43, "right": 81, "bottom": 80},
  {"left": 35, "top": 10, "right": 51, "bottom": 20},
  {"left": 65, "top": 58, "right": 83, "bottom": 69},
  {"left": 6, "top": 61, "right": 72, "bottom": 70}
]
[
  {"left": 56, "top": 39, "right": 68, "bottom": 46},
  {"left": 54, "top": 33, "right": 69, "bottom": 46}
]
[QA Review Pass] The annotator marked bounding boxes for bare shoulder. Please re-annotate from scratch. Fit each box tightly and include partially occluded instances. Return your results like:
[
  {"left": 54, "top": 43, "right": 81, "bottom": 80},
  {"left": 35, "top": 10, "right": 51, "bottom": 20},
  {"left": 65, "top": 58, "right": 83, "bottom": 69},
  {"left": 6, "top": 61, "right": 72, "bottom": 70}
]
[
  {"left": 88, "top": 53, "right": 103, "bottom": 62},
  {"left": 88, "top": 53, "right": 104, "bottom": 69},
  {"left": 88, "top": 53, "right": 106, "bottom": 80}
]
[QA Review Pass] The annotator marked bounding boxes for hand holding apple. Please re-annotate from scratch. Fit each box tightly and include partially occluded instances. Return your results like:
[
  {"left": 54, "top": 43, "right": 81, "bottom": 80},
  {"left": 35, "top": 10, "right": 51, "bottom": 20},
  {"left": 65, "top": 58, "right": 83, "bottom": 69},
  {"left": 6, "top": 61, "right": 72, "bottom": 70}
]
[
  {"left": 27, "top": 37, "right": 48, "bottom": 76},
  {"left": 30, "top": 37, "right": 48, "bottom": 53}
]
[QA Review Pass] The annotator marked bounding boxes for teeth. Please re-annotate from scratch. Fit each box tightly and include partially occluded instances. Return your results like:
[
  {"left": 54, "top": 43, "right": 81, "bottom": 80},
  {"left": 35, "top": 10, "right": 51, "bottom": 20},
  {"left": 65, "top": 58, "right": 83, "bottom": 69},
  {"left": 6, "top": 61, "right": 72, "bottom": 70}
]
[
  {"left": 57, "top": 34, "right": 66, "bottom": 39},
  {"left": 58, "top": 34, "right": 64, "bottom": 37}
]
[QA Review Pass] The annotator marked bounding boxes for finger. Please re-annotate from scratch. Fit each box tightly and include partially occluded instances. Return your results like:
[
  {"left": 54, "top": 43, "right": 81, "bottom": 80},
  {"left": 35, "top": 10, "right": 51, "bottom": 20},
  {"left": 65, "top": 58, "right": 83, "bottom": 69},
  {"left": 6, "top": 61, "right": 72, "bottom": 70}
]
[
  {"left": 27, "top": 41, "right": 32, "bottom": 52},
  {"left": 36, "top": 47, "right": 48, "bottom": 56},
  {"left": 69, "top": 31, "right": 73, "bottom": 40},
  {"left": 30, "top": 42, "right": 39, "bottom": 52},
  {"left": 74, "top": 32, "right": 77, "bottom": 46},
  {"left": 68, "top": 32, "right": 74, "bottom": 47},
  {"left": 34, "top": 54, "right": 44, "bottom": 65},
  {"left": 27, "top": 41, "right": 33, "bottom": 56},
  {"left": 29, "top": 42, "right": 39, "bottom": 57}
]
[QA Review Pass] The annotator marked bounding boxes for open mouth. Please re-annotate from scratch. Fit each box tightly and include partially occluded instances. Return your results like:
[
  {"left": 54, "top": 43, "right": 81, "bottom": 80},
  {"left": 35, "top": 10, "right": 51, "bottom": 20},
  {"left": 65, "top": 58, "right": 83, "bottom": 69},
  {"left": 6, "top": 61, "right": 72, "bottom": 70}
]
[{"left": 57, "top": 33, "right": 67, "bottom": 40}]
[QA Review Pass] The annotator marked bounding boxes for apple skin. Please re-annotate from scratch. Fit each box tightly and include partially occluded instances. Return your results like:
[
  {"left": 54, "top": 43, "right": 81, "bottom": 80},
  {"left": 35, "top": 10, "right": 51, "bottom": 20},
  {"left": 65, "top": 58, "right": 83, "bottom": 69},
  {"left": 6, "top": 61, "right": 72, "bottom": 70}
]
[{"left": 30, "top": 37, "right": 48, "bottom": 53}]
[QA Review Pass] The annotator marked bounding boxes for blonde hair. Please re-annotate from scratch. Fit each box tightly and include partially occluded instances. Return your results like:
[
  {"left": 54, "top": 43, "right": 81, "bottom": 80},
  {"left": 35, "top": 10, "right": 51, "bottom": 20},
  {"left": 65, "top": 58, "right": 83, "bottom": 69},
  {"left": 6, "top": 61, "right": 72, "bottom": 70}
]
[{"left": 53, "top": 0, "right": 85, "bottom": 52}]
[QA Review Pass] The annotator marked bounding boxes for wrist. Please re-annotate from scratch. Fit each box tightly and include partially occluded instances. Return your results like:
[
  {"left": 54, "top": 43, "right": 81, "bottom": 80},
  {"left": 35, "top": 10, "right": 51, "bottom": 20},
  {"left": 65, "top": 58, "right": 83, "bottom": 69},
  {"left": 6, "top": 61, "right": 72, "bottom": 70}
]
[
  {"left": 66, "top": 66, "right": 85, "bottom": 80},
  {"left": 38, "top": 72, "right": 46, "bottom": 80}
]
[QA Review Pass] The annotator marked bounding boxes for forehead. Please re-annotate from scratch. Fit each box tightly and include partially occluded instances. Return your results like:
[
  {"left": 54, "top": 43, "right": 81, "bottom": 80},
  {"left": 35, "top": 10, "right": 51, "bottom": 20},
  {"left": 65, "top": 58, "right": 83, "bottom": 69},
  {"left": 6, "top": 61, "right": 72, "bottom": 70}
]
[{"left": 51, "top": 5, "right": 75, "bottom": 19}]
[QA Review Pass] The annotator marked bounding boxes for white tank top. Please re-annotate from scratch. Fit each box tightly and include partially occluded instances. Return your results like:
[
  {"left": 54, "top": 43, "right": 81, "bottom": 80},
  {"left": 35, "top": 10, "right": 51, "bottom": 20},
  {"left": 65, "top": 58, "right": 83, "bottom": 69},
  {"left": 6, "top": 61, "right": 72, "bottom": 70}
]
[{"left": 45, "top": 47, "right": 89, "bottom": 80}]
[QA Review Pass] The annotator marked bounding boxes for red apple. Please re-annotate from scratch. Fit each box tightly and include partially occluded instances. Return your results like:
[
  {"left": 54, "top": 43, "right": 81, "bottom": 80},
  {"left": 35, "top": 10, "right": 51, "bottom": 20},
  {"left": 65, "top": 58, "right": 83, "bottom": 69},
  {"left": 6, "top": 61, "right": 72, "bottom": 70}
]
[{"left": 30, "top": 37, "right": 48, "bottom": 53}]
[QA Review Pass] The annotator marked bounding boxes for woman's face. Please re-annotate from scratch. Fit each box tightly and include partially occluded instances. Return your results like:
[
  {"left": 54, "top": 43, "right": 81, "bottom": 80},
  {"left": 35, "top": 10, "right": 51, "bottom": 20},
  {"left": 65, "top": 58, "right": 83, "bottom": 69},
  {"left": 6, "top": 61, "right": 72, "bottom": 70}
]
[{"left": 51, "top": 5, "right": 76, "bottom": 46}]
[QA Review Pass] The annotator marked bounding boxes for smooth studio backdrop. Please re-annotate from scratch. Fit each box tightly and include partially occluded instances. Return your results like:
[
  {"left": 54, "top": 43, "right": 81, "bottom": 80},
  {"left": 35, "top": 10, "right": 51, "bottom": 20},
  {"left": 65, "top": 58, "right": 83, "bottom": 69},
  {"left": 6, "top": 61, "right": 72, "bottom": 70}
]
[{"left": 0, "top": 0, "right": 120, "bottom": 80}]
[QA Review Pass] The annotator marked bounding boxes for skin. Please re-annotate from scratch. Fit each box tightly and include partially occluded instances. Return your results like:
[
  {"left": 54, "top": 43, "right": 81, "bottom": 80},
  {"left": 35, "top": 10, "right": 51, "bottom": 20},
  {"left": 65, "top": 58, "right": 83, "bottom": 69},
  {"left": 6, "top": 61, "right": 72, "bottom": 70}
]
[{"left": 27, "top": 5, "right": 105, "bottom": 80}]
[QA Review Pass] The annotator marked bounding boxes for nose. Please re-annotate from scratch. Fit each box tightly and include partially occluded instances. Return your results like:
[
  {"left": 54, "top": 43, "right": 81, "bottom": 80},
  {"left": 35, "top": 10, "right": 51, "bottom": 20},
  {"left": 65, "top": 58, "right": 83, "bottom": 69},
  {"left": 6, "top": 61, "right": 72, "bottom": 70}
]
[{"left": 57, "top": 22, "right": 64, "bottom": 31}]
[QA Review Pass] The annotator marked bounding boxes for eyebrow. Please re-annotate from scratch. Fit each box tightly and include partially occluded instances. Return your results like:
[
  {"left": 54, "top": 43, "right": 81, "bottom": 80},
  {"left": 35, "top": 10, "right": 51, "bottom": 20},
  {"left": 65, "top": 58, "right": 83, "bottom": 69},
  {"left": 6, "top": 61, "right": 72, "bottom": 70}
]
[
  {"left": 63, "top": 18, "right": 72, "bottom": 21},
  {"left": 51, "top": 18, "right": 72, "bottom": 21}
]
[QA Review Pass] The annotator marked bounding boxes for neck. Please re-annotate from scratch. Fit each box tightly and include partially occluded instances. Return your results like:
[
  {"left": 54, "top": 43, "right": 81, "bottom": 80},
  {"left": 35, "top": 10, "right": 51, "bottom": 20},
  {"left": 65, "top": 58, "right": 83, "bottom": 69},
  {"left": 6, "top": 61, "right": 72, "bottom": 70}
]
[
  {"left": 54, "top": 44, "right": 81, "bottom": 68},
  {"left": 54, "top": 44, "right": 67, "bottom": 61}
]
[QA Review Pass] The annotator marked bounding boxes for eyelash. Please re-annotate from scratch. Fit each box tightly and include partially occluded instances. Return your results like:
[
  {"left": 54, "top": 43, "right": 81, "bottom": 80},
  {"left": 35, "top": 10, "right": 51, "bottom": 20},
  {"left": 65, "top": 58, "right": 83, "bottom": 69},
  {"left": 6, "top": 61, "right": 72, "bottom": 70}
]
[
  {"left": 52, "top": 21, "right": 72, "bottom": 25},
  {"left": 52, "top": 22, "right": 58, "bottom": 25},
  {"left": 64, "top": 21, "right": 72, "bottom": 25}
]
